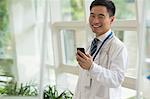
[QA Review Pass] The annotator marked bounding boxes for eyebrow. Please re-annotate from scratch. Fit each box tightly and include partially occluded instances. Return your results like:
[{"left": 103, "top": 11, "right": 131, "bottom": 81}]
[{"left": 90, "top": 13, "right": 105, "bottom": 16}]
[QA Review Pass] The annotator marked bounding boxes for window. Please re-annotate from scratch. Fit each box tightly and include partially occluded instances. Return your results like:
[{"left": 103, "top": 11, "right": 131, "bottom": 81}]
[
  {"left": 0, "top": 0, "right": 14, "bottom": 89},
  {"left": 114, "top": 30, "right": 138, "bottom": 78},
  {"left": 60, "top": 27, "right": 86, "bottom": 65},
  {"left": 0, "top": 0, "right": 45, "bottom": 97},
  {"left": 113, "top": 0, "right": 136, "bottom": 19},
  {"left": 60, "top": 0, "right": 84, "bottom": 21},
  {"left": 61, "top": 29, "right": 76, "bottom": 65},
  {"left": 142, "top": 0, "right": 150, "bottom": 98}
]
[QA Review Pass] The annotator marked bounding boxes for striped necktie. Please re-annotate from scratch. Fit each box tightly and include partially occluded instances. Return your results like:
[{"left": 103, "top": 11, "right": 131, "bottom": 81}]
[{"left": 90, "top": 38, "right": 99, "bottom": 56}]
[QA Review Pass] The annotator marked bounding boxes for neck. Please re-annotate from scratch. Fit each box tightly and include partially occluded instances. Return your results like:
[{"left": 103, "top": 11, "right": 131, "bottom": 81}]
[{"left": 96, "top": 29, "right": 111, "bottom": 37}]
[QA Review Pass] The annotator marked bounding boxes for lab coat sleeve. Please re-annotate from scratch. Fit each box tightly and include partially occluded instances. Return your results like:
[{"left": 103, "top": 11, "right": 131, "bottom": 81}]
[{"left": 89, "top": 45, "right": 128, "bottom": 88}]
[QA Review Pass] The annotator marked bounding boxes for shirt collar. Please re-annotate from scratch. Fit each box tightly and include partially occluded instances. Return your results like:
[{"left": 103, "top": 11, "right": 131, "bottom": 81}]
[{"left": 96, "top": 29, "right": 112, "bottom": 42}]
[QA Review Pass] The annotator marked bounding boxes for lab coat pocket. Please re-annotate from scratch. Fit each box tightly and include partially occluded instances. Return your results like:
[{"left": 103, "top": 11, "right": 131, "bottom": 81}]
[
  {"left": 96, "top": 85, "right": 105, "bottom": 97},
  {"left": 95, "top": 85, "right": 108, "bottom": 99}
]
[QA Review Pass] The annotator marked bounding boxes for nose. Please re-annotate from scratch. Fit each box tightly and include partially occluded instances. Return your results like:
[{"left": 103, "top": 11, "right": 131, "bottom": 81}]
[{"left": 93, "top": 17, "right": 100, "bottom": 24}]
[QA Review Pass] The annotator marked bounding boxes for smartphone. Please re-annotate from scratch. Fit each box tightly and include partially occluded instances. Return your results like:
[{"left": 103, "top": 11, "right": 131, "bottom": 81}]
[{"left": 77, "top": 48, "right": 85, "bottom": 54}]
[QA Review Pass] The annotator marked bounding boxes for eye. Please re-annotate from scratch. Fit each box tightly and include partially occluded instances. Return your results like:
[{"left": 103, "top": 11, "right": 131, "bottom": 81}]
[
  {"left": 90, "top": 14, "right": 95, "bottom": 18},
  {"left": 98, "top": 15, "right": 105, "bottom": 19}
]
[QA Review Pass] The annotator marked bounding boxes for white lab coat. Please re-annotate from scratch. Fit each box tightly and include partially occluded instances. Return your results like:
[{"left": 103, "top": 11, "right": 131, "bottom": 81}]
[{"left": 73, "top": 32, "right": 128, "bottom": 99}]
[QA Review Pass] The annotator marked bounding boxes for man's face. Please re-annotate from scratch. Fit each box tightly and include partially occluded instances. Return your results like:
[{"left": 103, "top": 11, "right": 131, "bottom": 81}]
[{"left": 89, "top": 6, "right": 115, "bottom": 37}]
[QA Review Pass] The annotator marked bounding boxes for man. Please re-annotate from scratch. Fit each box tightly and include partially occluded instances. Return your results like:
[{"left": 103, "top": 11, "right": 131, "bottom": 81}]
[{"left": 73, "top": 0, "right": 128, "bottom": 99}]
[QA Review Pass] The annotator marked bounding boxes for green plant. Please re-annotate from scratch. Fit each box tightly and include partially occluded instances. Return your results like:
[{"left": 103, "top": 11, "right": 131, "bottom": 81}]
[
  {"left": 0, "top": 81, "right": 38, "bottom": 96},
  {"left": 57, "top": 90, "right": 73, "bottom": 99},
  {"left": 0, "top": 0, "right": 14, "bottom": 84},
  {"left": 43, "top": 85, "right": 73, "bottom": 99},
  {"left": 0, "top": 81, "right": 73, "bottom": 98},
  {"left": 0, "top": 0, "right": 10, "bottom": 48}
]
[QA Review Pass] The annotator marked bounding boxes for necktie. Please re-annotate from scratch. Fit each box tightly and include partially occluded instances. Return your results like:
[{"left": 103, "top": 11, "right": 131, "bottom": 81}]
[{"left": 90, "top": 38, "right": 99, "bottom": 56}]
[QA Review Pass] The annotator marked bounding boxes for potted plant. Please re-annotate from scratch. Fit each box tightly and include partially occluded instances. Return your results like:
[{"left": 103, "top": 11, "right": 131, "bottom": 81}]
[
  {"left": 0, "top": 81, "right": 73, "bottom": 99},
  {"left": 0, "top": 81, "right": 38, "bottom": 99},
  {"left": 43, "top": 85, "right": 73, "bottom": 99}
]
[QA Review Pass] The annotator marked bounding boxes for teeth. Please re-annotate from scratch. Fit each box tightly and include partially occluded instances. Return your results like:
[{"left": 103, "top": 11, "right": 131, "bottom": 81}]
[
  {"left": 92, "top": 25, "right": 101, "bottom": 28},
  {"left": 94, "top": 26, "right": 99, "bottom": 28}
]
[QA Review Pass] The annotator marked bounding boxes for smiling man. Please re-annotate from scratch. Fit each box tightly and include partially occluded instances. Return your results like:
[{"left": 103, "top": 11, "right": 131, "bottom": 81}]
[{"left": 73, "top": 0, "right": 128, "bottom": 99}]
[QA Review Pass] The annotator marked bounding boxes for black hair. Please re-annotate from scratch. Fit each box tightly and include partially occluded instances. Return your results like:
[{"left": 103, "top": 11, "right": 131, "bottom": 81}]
[{"left": 90, "top": 0, "right": 116, "bottom": 17}]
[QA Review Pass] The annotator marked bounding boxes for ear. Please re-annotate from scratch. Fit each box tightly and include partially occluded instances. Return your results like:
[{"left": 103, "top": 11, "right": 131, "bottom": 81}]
[{"left": 110, "top": 16, "right": 115, "bottom": 24}]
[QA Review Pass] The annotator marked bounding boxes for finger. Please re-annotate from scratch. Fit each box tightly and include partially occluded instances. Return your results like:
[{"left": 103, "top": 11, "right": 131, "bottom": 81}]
[
  {"left": 77, "top": 50, "right": 87, "bottom": 59},
  {"left": 78, "top": 61, "right": 85, "bottom": 69},
  {"left": 76, "top": 53, "right": 82, "bottom": 61},
  {"left": 86, "top": 54, "right": 91, "bottom": 58},
  {"left": 76, "top": 54, "right": 85, "bottom": 62}
]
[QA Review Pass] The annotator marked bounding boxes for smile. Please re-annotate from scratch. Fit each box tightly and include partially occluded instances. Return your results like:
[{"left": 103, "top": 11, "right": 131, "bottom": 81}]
[{"left": 92, "top": 25, "right": 102, "bottom": 28}]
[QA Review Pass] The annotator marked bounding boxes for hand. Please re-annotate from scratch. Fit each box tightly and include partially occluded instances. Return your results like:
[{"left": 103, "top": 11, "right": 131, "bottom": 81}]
[{"left": 76, "top": 50, "right": 93, "bottom": 70}]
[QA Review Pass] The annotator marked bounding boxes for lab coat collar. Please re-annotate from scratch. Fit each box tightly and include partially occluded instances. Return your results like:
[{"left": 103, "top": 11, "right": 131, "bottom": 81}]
[{"left": 96, "top": 29, "right": 112, "bottom": 42}]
